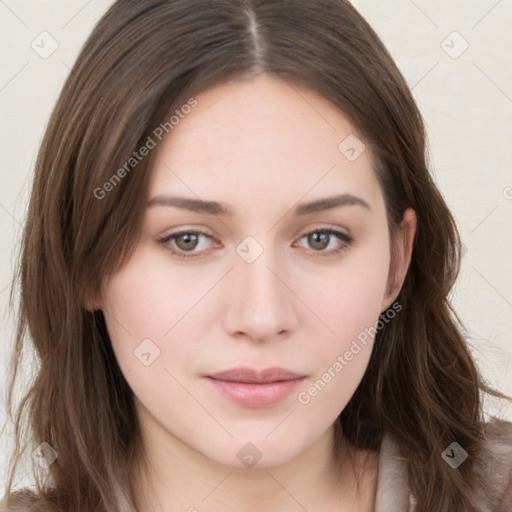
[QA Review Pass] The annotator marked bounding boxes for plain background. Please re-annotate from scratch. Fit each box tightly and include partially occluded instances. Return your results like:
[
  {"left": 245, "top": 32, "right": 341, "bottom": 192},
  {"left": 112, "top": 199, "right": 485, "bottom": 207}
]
[{"left": 1, "top": 0, "right": 511, "bottom": 492}]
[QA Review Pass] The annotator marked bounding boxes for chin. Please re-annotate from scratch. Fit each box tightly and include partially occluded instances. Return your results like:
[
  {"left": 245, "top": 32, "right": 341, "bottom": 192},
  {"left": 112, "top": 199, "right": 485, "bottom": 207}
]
[{"left": 202, "top": 434, "right": 309, "bottom": 470}]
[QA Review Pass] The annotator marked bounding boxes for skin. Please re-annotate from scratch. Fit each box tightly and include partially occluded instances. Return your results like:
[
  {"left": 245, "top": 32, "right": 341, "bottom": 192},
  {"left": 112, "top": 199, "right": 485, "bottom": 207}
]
[{"left": 97, "top": 73, "right": 416, "bottom": 512}]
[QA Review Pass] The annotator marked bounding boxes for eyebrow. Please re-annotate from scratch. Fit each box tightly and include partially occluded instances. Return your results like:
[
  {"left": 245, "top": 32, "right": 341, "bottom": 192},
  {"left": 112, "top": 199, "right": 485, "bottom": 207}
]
[{"left": 146, "top": 193, "right": 371, "bottom": 216}]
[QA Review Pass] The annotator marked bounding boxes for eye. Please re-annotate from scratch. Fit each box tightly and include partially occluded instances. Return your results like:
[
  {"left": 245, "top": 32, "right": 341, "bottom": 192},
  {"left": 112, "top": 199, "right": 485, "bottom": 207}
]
[
  {"left": 158, "top": 228, "right": 354, "bottom": 259},
  {"left": 158, "top": 229, "right": 218, "bottom": 259},
  {"left": 295, "top": 228, "right": 354, "bottom": 258}
]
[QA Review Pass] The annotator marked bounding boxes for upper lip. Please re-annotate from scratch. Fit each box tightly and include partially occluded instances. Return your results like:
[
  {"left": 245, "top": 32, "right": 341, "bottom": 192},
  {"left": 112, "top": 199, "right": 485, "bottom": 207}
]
[{"left": 205, "top": 366, "right": 305, "bottom": 384}]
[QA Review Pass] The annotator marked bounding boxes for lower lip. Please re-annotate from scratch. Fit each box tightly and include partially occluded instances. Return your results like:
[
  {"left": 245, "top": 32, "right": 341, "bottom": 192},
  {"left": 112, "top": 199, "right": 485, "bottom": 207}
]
[{"left": 204, "top": 376, "right": 305, "bottom": 408}]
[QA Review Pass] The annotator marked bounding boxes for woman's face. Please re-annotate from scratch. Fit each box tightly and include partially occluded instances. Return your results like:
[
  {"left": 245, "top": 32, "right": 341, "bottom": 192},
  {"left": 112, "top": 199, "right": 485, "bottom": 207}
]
[{"left": 99, "top": 74, "right": 412, "bottom": 469}]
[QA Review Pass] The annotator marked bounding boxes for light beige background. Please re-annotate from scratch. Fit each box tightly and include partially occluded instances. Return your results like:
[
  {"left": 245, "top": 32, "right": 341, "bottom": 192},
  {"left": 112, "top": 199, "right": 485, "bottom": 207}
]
[{"left": 1, "top": 0, "right": 511, "bottom": 491}]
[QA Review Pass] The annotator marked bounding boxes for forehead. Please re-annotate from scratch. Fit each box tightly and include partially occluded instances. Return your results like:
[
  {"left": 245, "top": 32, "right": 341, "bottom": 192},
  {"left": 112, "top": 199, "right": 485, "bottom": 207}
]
[{"left": 148, "top": 74, "right": 383, "bottom": 214}]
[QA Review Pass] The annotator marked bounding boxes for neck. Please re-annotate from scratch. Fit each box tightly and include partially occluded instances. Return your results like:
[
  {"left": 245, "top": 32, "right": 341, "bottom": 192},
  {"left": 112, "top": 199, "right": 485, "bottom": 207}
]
[{"left": 129, "top": 409, "right": 379, "bottom": 512}]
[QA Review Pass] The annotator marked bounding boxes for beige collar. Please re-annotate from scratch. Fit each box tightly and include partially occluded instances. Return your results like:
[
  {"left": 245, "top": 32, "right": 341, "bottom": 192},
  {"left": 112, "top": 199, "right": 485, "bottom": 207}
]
[{"left": 374, "top": 432, "right": 417, "bottom": 512}]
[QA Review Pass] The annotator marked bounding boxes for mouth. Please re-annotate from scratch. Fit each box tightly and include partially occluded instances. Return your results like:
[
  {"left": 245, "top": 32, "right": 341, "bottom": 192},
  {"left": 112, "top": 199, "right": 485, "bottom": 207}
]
[{"left": 203, "top": 366, "right": 307, "bottom": 408}]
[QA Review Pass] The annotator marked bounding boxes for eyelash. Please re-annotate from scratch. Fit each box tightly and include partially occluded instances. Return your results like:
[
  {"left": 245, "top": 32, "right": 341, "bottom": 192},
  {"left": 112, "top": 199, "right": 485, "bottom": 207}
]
[{"left": 157, "top": 228, "right": 354, "bottom": 260}]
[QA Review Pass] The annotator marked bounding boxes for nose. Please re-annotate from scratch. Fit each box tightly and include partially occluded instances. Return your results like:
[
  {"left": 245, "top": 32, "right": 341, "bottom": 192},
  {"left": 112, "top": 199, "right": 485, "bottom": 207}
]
[{"left": 221, "top": 246, "right": 298, "bottom": 343}]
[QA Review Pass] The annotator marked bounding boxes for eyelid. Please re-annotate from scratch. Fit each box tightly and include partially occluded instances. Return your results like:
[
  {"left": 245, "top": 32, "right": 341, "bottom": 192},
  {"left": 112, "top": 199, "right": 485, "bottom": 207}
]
[
  {"left": 157, "top": 226, "right": 354, "bottom": 259},
  {"left": 157, "top": 228, "right": 220, "bottom": 258},
  {"left": 294, "top": 228, "right": 354, "bottom": 259}
]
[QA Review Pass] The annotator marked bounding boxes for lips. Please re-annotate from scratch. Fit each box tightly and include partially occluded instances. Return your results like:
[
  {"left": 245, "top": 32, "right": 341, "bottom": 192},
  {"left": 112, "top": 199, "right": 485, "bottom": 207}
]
[
  {"left": 206, "top": 366, "right": 305, "bottom": 384},
  {"left": 204, "top": 366, "right": 306, "bottom": 408}
]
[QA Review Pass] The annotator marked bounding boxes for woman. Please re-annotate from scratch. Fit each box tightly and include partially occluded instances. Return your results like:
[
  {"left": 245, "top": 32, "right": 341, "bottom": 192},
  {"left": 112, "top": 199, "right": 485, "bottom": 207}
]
[{"left": 2, "top": 1, "right": 511, "bottom": 511}]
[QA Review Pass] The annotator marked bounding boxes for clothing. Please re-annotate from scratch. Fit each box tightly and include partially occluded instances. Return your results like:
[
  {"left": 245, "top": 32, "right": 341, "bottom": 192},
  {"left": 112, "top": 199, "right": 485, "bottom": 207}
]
[{"left": 374, "top": 419, "right": 512, "bottom": 511}]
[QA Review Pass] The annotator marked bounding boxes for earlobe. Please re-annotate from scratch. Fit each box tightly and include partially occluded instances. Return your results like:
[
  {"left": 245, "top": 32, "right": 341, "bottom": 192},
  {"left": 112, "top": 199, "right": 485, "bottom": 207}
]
[
  {"left": 81, "top": 290, "right": 103, "bottom": 312},
  {"left": 83, "top": 300, "right": 102, "bottom": 312},
  {"left": 381, "top": 208, "right": 417, "bottom": 311}
]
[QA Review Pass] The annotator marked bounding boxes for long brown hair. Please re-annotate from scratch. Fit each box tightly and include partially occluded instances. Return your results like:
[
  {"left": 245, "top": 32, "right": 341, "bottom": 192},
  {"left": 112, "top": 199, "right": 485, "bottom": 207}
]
[{"left": 2, "top": 1, "right": 510, "bottom": 511}]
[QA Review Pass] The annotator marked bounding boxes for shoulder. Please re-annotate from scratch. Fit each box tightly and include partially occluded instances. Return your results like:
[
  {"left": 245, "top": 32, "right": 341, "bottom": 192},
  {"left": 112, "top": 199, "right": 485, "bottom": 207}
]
[
  {"left": 473, "top": 418, "right": 512, "bottom": 511},
  {"left": 375, "top": 418, "right": 512, "bottom": 512}
]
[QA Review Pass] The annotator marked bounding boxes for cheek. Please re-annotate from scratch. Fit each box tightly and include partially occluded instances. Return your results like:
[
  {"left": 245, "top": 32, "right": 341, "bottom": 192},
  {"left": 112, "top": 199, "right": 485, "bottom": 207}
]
[
  {"left": 303, "top": 234, "right": 391, "bottom": 348},
  {"left": 296, "top": 236, "right": 391, "bottom": 409},
  {"left": 295, "top": 251, "right": 390, "bottom": 414},
  {"left": 100, "top": 252, "right": 172, "bottom": 374},
  {"left": 100, "top": 244, "right": 221, "bottom": 391},
  {"left": 103, "top": 244, "right": 199, "bottom": 333}
]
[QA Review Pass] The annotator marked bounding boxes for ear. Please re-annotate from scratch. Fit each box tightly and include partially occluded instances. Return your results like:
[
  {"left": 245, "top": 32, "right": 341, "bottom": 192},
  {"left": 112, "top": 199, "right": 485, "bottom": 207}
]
[{"left": 381, "top": 207, "right": 417, "bottom": 312}]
